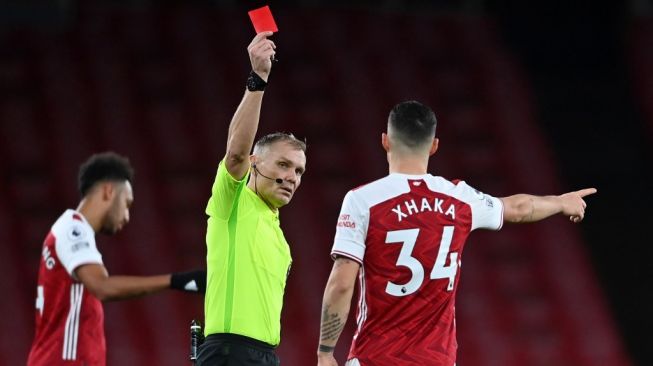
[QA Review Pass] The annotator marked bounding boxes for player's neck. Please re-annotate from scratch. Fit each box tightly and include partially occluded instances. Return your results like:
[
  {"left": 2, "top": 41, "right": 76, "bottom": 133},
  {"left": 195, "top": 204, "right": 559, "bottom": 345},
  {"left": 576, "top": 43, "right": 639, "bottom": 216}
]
[
  {"left": 76, "top": 198, "right": 103, "bottom": 233},
  {"left": 388, "top": 155, "right": 429, "bottom": 175}
]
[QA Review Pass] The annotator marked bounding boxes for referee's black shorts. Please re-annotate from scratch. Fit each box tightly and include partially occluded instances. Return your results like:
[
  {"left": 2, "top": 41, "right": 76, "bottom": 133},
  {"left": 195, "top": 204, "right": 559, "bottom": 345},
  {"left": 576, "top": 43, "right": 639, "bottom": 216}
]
[{"left": 196, "top": 333, "right": 280, "bottom": 366}]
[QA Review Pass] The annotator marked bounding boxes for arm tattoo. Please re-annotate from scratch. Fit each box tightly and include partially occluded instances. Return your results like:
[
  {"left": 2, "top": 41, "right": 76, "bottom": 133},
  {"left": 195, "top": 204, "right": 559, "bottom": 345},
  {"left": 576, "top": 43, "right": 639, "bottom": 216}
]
[{"left": 320, "top": 305, "right": 345, "bottom": 342}]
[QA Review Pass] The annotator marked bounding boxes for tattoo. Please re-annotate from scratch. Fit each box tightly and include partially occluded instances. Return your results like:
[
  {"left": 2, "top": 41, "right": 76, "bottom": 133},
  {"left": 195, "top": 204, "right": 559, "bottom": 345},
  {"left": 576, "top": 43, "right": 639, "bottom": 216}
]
[
  {"left": 320, "top": 304, "right": 345, "bottom": 342},
  {"left": 318, "top": 344, "right": 335, "bottom": 353}
]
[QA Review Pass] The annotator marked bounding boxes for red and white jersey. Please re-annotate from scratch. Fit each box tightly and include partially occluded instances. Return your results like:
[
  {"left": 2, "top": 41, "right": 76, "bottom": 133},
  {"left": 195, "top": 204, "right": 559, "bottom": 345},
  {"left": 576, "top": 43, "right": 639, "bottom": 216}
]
[
  {"left": 27, "top": 209, "right": 105, "bottom": 366},
  {"left": 332, "top": 174, "right": 503, "bottom": 366}
]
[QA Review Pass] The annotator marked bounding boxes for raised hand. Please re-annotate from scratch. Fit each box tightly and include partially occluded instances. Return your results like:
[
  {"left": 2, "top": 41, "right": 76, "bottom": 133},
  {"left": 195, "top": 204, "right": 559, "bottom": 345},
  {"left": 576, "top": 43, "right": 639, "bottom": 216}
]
[
  {"left": 560, "top": 188, "right": 597, "bottom": 223},
  {"left": 247, "top": 31, "right": 276, "bottom": 81}
]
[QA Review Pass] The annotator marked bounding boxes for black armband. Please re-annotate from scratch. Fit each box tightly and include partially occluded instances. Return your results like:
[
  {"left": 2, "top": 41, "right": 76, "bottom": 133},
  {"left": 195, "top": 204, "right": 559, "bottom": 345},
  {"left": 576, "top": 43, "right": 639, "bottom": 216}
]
[
  {"left": 246, "top": 70, "right": 267, "bottom": 92},
  {"left": 171, "top": 269, "right": 206, "bottom": 295}
]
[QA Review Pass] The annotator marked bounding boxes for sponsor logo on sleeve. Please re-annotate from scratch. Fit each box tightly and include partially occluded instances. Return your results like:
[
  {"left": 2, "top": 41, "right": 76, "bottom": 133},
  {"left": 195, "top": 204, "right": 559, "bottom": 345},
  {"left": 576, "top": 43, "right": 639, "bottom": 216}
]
[
  {"left": 71, "top": 241, "right": 90, "bottom": 253},
  {"left": 337, "top": 214, "right": 356, "bottom": 229},
  {"left": 485, "top": 197, "right": 494, "bottom": 208},
  {"left": 67, "top": 224, "right": 87, "bottom": 241}
]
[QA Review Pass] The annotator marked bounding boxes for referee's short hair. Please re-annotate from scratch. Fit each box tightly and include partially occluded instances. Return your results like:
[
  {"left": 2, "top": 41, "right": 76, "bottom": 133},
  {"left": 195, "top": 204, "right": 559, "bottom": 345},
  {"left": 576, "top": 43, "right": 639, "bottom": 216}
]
[
  {"left": 253, "top": 132, "right": 307, "bottom": 155},
  {"left": 388, "top": 101, "right": 437, "bottom": 149},
  {"left": 78, "top": 152, "right": 134, "bottom": 197}
]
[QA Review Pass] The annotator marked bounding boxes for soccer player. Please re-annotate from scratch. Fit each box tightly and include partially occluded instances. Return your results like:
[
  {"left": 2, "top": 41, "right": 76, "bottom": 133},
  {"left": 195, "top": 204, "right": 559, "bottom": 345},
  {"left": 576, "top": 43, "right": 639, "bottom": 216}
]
[
  {"left": 316, "top": 101, "right": 596, "bottom": 366},
  {"left": 197, "top": 32, "right": 307, "bottom": 366},
  {"left": 27, "top": 152, "right": 206, "bottom": 366}
]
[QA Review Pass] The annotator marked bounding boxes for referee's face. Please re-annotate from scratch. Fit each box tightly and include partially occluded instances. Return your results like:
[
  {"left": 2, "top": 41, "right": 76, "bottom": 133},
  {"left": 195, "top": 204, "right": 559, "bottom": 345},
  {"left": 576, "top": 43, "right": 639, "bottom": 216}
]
[{"left": 255, "top": 142, "right": 306, "bottom": 208}]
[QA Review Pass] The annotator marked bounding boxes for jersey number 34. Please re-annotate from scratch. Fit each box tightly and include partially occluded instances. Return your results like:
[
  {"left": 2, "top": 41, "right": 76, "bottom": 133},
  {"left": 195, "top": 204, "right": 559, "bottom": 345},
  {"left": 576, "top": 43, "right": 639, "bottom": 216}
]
[{"left": 385, "top": 227, "right": 458, "bottom": 297}]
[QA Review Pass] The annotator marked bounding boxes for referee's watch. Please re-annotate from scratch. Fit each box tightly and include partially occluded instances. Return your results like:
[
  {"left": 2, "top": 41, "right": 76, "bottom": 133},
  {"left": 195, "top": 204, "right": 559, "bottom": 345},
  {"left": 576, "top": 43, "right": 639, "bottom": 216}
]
[{"left": 246, "top": 70, "right": 267, "bottom": 92}]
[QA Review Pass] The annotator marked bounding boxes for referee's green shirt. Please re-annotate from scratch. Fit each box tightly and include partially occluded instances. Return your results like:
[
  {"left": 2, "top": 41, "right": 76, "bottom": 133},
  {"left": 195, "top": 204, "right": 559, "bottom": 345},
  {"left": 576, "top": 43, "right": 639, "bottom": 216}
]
[{"left": 204, "top": 160, "right": 292, "bottom": 346}]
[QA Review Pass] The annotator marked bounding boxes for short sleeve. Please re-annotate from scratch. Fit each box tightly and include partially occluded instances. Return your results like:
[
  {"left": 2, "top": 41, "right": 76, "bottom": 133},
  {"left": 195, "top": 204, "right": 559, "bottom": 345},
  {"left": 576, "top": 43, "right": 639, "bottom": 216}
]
[
  {"left": 54, "top": 221, "right": 102, "bottom": 278},
  {"left": 331, "top": 191, "right": 369, "bottom": 264},
  {"left": 205, "top": 159, "right": 250, "bottom": 220},
  {"left": 457, "top": 181, "right": 504, "bottom": 231}
]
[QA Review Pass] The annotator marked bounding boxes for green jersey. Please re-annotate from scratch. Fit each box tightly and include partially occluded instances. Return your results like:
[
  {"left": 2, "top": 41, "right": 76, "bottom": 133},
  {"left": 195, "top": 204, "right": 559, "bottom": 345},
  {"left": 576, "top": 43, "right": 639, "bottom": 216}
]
[{"left": 204, "top": 160, "right": 292, "bottom": 346}]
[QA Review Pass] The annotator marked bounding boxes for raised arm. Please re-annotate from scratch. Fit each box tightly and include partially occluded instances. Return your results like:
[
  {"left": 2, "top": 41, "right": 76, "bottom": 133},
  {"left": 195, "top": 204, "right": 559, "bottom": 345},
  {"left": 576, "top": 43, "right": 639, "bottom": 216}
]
[
  {"left": 317, "top": 257, "right": 360, "bottom": 366},
  {"left": 501, "top": 188, "right": 597, "bottom": 224},
  {"left": 224, "top": 31, "right": 276, "bottom": 180}
]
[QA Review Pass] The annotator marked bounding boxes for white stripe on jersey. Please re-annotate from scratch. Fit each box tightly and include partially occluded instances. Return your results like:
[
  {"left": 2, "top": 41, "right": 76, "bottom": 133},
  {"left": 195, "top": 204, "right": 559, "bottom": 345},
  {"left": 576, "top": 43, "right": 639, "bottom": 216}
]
[
  {"left": 71, "top": 284, "right": 83, "bottom": 359},
  {"left": 354, "top": 267, "right": 367, "bottom": 339},
  {"left": 63, "top": 284, "right": 83, "bottom": 360}
]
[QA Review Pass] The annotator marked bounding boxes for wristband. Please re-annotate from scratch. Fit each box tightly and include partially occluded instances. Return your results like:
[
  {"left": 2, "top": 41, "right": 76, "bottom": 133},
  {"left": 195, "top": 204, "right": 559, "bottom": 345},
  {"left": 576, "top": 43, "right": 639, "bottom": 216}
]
[
  {"left": 246, "top": 70, "right": 267, "bottom": 92},
  {"left": 171, "top": 269, "right": 206, "bottom": 295}
]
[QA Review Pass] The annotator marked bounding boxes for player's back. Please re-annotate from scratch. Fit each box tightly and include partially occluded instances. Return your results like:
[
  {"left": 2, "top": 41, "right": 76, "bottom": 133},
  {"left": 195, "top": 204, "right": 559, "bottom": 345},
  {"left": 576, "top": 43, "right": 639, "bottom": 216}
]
[{"left": 332, "top": 173, "right": 503, "bottom": 366}]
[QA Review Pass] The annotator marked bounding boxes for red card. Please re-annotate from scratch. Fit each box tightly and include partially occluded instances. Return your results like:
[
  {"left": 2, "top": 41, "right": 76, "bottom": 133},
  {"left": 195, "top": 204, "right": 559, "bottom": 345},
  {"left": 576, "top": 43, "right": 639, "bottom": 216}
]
[{"left": 248, "top": 6, "right": 278, "bottom": 33}]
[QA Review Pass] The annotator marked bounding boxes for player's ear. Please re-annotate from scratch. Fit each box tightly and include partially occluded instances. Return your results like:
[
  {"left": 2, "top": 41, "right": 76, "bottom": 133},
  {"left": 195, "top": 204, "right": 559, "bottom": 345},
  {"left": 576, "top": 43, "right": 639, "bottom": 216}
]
[
  {"left": 429, "top": 138, "right": 439, "bottom": 156},
  {"left": 101, "top": 182, "right": 115, "bottom": 202},
  {"left": 382, "top": 133, "right": 390, "bottom": 152}
]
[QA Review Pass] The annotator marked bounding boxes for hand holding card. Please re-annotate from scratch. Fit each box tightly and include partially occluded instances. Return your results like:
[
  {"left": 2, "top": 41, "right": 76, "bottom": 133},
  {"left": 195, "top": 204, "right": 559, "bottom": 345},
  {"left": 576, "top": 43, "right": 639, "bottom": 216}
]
[
  {"left": 247, "top": 32, "right": 276, "bottom": 80},
  {"left": 248, "top": 5, "right": 279, "bottom": 63}
]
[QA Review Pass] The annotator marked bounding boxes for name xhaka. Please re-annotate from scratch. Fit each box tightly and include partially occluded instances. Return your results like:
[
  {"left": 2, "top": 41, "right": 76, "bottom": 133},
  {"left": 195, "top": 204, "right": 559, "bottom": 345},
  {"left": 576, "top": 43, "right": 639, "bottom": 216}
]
[{"left": 392, "top": 197, "right": 456, "bottom": 222}]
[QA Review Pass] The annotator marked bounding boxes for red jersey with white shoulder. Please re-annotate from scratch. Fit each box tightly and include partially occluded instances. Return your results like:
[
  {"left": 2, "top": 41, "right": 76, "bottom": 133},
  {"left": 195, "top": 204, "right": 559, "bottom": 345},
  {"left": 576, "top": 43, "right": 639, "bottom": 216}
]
[
  {"left": 332, "top": 174, "right": 503, "bottom": 366},
  {"left": 27, "top": 209, "right": 105, "bottom": 366}
]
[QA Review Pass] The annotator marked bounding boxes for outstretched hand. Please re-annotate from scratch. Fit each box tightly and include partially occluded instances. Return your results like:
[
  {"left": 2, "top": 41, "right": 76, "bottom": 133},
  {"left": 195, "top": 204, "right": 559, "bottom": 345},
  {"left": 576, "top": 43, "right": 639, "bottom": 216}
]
[
  {"left": 560, "top": 188, "right": 597, "bottom": 223},
  {"left": 248, "top": 31, "right": 276, "bottom": 81}
]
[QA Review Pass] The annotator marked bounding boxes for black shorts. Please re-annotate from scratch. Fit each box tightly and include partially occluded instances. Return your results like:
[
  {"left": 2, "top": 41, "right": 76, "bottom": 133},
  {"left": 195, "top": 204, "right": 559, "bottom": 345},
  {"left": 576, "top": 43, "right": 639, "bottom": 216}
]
[{"left": 196, "top": 333, "right": 280, "bottom": 366}]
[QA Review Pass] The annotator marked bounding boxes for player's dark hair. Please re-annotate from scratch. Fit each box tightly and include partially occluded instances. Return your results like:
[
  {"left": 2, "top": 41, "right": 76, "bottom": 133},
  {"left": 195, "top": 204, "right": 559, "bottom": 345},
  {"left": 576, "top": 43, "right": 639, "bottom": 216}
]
[
  {"left": 388, "top": 101, "right": 437, "bottom": 148},
  {"left": 254, "top": 132, "right": 307, "bottom": 154},
  {"left": 78, "top": 152, "right": 134, "bottom": 197}
]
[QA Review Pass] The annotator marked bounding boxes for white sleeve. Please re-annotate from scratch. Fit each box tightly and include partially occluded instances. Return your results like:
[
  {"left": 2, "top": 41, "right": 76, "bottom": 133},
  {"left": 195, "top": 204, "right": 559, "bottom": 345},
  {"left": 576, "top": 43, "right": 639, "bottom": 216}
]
[
  {"left": 458, "top": 181, "right": 504, "bottom": 231},
  {"left": 54, "top": 221, "right": 103, "bottom": 278},
  {"left": 331, "top": 190, "right": 368, "bottom": 264}
]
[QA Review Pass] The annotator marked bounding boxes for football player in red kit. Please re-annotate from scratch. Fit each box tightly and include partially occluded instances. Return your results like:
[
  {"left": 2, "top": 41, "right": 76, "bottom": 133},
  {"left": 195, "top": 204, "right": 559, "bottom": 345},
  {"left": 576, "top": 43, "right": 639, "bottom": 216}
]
[
  {"left": 316, "top": 101, "right": 596, "bottom": 366},
  {"left": 27, "top": 152, "right": 205, "bottom": 366}
]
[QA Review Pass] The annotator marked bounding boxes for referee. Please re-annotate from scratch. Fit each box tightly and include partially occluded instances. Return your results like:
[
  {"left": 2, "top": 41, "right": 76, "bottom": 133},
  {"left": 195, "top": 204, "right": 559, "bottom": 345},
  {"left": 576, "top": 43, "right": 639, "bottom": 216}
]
[{"left": 197, "top": 33, "right": 307, "bottom": 366}]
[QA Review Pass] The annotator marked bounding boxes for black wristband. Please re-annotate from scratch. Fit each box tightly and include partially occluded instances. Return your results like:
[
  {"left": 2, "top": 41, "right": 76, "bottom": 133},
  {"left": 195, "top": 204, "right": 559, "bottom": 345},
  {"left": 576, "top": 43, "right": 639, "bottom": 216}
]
[
  {"left": 318, "top": 344, "right": 335, "bottom": 353},
  {"left": 246, "top": 70, "right": 267, "bottom": 91},
  {"left": 171, "top": 269, "right": 206, "bottom": 295}
]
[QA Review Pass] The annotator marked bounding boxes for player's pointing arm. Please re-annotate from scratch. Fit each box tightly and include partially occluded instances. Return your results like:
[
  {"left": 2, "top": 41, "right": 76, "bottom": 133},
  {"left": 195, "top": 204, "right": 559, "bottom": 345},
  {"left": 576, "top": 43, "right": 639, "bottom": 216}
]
[
  {"left": 501, "top": 187, "right": 597, "bottom": 224},
  {"left": 224, "top": 31, "right": 276, "bottom": 180}
]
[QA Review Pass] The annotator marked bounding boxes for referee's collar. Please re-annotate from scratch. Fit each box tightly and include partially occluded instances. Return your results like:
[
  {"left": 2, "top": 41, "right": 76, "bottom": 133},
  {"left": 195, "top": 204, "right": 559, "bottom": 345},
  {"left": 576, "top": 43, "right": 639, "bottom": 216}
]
[{"left": 245, "top": 186, "right": 280, "bottom": 218}]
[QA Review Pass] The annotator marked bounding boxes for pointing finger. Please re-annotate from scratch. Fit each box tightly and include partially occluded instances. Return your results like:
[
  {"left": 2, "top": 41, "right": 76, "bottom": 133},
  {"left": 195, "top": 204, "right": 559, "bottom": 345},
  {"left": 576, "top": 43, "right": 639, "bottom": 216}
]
[{"left": 575, "top": 188, "right": 597, "bottom": 198}]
